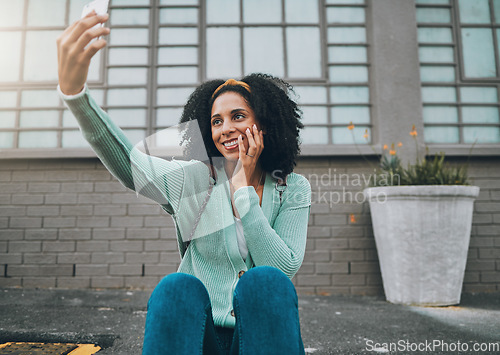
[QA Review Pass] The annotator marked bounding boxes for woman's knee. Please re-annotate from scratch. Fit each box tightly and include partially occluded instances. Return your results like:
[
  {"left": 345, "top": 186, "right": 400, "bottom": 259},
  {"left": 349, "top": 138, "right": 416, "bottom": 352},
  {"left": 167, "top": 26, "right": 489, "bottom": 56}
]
[
  {"left": 235, "top": 266, "right": 297, "bottom": 304},
  {"left": 148, "top": 272, "right": 209, "bottom": 310}
]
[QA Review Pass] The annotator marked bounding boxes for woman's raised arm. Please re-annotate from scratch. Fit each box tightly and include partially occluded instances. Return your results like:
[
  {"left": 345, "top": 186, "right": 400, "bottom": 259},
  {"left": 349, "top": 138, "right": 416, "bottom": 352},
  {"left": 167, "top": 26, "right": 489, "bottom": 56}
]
[{"left": 56, "top": 11, "right": 188, "bottom": 215}]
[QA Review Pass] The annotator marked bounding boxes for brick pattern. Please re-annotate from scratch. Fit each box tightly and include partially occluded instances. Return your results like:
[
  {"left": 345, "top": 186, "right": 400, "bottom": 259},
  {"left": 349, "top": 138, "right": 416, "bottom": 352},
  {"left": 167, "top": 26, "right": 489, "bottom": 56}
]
[{"left": 0, "top": 158, "right": 499, "bottom": 295}]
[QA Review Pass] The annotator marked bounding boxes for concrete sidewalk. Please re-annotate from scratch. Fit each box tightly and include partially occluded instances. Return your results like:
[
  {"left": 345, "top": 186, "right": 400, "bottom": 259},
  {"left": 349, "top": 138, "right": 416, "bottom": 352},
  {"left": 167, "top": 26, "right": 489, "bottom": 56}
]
[{"left": 0, "top": 288, "right": 499, "bottom": 354}]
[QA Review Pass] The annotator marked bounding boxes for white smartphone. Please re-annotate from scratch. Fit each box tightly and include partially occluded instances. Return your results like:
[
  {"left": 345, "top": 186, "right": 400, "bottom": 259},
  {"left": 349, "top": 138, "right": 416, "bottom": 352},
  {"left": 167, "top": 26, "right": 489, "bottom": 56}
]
[
  {"left": 81, "top": 0, "right": 109, "bottom": 18},
  {"left": 81, "top": 0, "right": 109, "bottom": 39}
]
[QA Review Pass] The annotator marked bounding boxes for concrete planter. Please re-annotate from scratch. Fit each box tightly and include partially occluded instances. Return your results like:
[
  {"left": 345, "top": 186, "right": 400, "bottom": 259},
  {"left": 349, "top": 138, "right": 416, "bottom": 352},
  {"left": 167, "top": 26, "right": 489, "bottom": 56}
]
[{"left": 363, "top": 185, "right": 479, "bottom": 306}]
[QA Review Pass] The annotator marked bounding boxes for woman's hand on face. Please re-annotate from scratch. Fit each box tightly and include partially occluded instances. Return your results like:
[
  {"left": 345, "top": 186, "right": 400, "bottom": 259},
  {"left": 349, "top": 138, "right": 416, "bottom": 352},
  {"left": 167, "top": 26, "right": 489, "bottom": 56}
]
[
  {"left": 57, "top": 11, "right": 110, "bottom": 95},
  {"left": 231, "top": 124, "right": 265, "bottom": 191}
]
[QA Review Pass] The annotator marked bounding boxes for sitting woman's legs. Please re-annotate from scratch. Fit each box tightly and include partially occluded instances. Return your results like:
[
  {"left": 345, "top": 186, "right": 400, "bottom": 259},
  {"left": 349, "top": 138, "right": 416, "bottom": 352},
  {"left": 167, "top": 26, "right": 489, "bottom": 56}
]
[
  {"left": 142, "top": 273, "right": 222, "bottom": 355},
  {"left": 231, "top": 266, "right": 305, "bottom": 355}
]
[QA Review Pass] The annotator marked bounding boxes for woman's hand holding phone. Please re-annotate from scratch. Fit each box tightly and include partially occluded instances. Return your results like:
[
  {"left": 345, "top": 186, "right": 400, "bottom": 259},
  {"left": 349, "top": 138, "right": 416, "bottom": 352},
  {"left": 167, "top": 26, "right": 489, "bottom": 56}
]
[{"left": 56, "top": 11, "right": 109, "bottom": 95}]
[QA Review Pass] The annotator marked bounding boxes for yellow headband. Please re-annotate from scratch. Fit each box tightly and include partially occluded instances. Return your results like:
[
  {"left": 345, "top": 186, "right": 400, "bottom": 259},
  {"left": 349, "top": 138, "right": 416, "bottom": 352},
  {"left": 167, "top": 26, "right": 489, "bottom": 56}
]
[{"left": 212, "top": 79, "right": 251, "bottom": 99}]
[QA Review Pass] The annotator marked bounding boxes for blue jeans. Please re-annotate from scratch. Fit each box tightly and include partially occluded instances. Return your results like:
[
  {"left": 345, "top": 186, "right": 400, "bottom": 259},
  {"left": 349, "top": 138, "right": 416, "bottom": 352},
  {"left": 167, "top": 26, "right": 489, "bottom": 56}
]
[{"left": 142, "top": 266, "right": 305, "bottom": 354}]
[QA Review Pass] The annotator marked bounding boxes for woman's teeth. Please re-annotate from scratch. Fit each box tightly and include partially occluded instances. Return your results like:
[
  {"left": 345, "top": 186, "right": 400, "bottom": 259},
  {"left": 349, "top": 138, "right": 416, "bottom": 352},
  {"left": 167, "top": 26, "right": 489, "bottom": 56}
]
[{"left": 224, "top": 140, "right": 238, "bottom": 147}]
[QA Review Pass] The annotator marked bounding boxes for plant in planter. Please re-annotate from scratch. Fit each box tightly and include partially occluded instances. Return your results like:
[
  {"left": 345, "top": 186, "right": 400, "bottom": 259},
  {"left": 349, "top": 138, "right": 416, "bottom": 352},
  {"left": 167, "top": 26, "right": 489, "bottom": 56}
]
[{"left": 354, "top": 124, "right": 480, "bottom": 306}]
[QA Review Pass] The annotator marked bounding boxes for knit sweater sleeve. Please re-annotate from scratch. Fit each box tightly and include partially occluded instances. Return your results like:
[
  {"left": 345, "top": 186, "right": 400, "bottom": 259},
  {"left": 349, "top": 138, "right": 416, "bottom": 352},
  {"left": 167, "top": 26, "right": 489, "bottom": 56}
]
[
  {"left": 233, "top": 173, "right": 311, "bottom": 278},
  {"left": 60, "top": 86, "right": 184, "bottom": 214}
]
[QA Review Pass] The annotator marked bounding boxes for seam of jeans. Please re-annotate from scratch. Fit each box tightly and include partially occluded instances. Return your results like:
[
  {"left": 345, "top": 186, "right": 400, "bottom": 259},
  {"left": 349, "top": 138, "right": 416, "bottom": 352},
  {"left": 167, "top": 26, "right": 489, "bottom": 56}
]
[
  {"left": 233, "top": 291, "right": 244, "bottom": 355},
  {"left": 214, "top": 327, "right": 225, "bottom": 353},
  {"left": 200, "top": 303, "right": 211, "bottom": 355}
]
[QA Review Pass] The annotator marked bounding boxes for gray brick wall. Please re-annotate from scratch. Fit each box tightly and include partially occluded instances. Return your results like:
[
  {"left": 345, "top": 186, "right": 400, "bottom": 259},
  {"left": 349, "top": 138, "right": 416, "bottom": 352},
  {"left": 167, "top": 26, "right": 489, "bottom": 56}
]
[{"left": 0, "top": 157, "right": 499, "bottom": 295}]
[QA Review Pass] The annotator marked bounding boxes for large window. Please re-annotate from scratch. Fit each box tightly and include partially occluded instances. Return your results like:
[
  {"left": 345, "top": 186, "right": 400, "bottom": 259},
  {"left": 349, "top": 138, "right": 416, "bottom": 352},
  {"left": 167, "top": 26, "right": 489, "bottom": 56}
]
[
  {"left": 416, "top": 0, "right": 500, "bottom": 144},
  {"left": 0, "top": 0, "right": 104, "bottom": 149},
  {"left": 0, "top": 0, "right": 371, "bottom": 154}
]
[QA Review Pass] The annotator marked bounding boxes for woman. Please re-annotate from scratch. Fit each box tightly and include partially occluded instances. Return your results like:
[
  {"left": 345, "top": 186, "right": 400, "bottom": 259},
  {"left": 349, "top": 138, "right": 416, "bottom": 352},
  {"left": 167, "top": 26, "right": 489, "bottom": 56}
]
[{"left": 57, "top": 11, "right": 311, "bottom": 355}]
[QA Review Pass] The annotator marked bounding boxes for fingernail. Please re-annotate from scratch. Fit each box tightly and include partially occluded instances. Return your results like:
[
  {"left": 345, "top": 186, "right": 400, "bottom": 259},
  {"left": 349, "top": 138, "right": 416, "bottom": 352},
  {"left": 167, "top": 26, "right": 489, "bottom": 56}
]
[
  {"left": 253, "top": 124, "right": 257, "bottom": 129},
  {"left": 246, "top": 128, "right": 250, "bottom": 134}
]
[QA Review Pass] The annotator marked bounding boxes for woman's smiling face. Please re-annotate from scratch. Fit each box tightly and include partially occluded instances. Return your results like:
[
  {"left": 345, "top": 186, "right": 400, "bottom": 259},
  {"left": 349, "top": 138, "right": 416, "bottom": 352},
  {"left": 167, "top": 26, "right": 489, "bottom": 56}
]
[{"left": 210, "top": 91, "right": 263, "bottom": 161}]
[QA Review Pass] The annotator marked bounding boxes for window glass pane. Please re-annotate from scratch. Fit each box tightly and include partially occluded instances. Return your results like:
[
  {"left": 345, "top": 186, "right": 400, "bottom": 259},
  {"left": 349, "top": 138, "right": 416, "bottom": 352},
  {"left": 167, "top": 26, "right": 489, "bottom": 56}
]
[
  {"left": 416, "top": 0, "right": 449, "bottom": 4},
  {"left": 27, "top": 0, "right": 66, "bottom": 26},
  {"left": 159, "top": 27, "right": 198, "bottom": 45},
  {"left": 332, "top": 126, "right": 369, "bottom": 144},
  {"left": 111, "top": 9, "right": 150, "bottom": 25},
  {"left": 108, "top": 88, "right": 148, "bottom": 106},
  {"left": 328, "top": 27, "right": 366, "bottom": 43},
  {"left": 301, "top": 106, "right": 328, "bottom": 124},
  {"left": 331, "top": 106, "right": 369, "bottom": 124},
  {"left": 107, "top": 109, "right": 147, "bottom": 127},
  {"left": 424, "top": 126, "right": 459, "bottom": 143},
  {"left": 329, "top": 66, "right": 368, "bottom": 82},
  {"left": 0, "top": 32, "right": 22, "bottom": 82},
  {"left": 158, "top": 47, "right": 198, "bottom": 65},
  {"left": 207, "top": 27, "right": 241, "bottom": 78},
  {"left": 461, "top": 28, "right": 496, "bottom": 78},
  {"left": 109, "top": 48, "right": 149, "bottom": 65},
  {"left": 108, "top": 68, "right": 148, "bottom": 85},
  {"left": 416, "top": 8, "right": 451, "bottom": 23},
  {"left": 460, "top": 87, "right": 497, "bottom": 103},
  {"left": 421, "top": 87, "right": 456, "bottom": 102},
  {"left": 110, "top": 28, "right": 149, "bottom": 45},
  {"left": 157, "top": 88, "right": 195, "bottom": 106},
  {"left": 0, "top": 91, "right": 18, "bottom": 108},
  {"left": 160, "top": 8, "right": 198, "bottom": 24},
  {"left": 420, "top": 66, "right": 455, "bottom": 82},
  {"left": 287, "top": 27, "right": 321, "bottom": 78},
  {"left": 207, "top": 0, "right": 239, "bottom": 24},
  {"left": 462, "top": 107, "right": 499, "bottom": 123},
  {"left": 21, "top": 90, "right": 60, "bottom": 107},
  {"left": 124, "top": 129, "right": 146, "bottom": 143},
  {"left": 0, "top": 112, "right": 16, "bottom": 128},
  {"left": 19, "top": 110, "right": 59, "bottom": 127},
  {"left": 158, "top": 67, "right": 198, "bottom": 84},
  {"left": 244, "top": 28, "right": 284, "bottom": 77},
  {"left": 0, "top": 132, "right": 14, "bottom": 148},
  {"left": 157, "top": 108, "right": 183, "bottom": 126},
  {"left": 458, "top": 0, "right": 490, "bottom": 24},
  {"left": 24, "top": 31, "right": 60, "bottom": 81},
  {"left": 0, "top": 0, "right": 24, "bottom": 26},
  {"left": 496, "top": 29, "right": 500, "bottom": 68},
  {"left": 327, "top": 7, "right": 365, "bottom": 23},
  {"left": 63, "top": 110, "right": 78, "bottom": 128},
  {"left": 301, "top": 127, "right": 328, "bottom": 144},
  {"left": 62, "top": 131, "right": 88, "bottom": 148},
  {"left": 89, "top": 89, "right": 105, "bottom": 106},
  {"left": 423, "top": 106, "right": 458, "bottom": 123},
  {"left": 294, "top": 86, "right": 327, "bottom": 104},
  {"left": 329, "top": 46, "right": 366, "bottom": 63},
  {"left": 330, "top": 86, "right": 369, "bottom": 103},
  {"left": 463, "top": 127, "right": 500, "bottom": 143},
  {"left": 244, "top": 0, "right": 281, "bottom": 23},
  {"left": 494, "top": 0, "right": 500, "bottom": 23},
  {"left": 419, "top": 46, "right": 454, "bottom": 63},
  {"left": 18, "top": 131, "right": 58, "bottom": 148},
  {"left": 417, "top": 28, "right": 452, "bottom": 43},
  {"left": 285, "top": 0, "right": 319, "bottom": 23}
]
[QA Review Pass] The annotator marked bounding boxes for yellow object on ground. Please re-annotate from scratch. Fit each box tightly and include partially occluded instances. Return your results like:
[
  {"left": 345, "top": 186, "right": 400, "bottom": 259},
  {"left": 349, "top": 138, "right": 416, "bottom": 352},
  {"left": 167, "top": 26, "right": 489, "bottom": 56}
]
[{"left": 0, "top": 342, "right": 101, "bottom": 354}]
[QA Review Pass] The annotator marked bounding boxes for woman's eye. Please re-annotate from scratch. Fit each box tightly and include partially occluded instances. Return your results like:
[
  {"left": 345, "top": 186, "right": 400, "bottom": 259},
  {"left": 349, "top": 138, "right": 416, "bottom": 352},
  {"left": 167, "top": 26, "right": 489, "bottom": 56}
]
[
  {"left": 212, "top": 119, "right": 221, "bottom": 125},
  {"left": 234, "top": 114, "right": 244, "bottom": 120}
]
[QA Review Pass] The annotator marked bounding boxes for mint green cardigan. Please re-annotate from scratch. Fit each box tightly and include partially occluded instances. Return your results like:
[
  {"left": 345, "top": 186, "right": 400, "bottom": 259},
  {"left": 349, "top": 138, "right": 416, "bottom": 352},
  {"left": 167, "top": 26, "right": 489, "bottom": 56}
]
[{"left": 62, "top": 87, "right": 311, "bottom": 328}]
